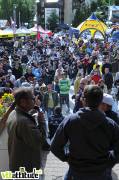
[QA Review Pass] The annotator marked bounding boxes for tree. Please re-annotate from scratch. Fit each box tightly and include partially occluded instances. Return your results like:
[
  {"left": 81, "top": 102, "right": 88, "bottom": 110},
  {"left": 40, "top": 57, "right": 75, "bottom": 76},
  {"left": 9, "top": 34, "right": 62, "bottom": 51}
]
[
  {"left": 0, "top": 0, "right": 13, "bottom": 20},
  {"left": 115, "top": 0, "right": 119, "bottom": 5},
  {"left": 0, "top": 0, "right": 35, "bottom": 27},
  {"left": 73, "top": 5, "right": 91, "bottom": 26},
  {"left": 90, "top": 1, "right": 98, "bottom": 12},
  {"left": 16, "top": 0, "right": 36, "bottom": 27},
  {"left": 47, "top": 10, "right": 59, "bottom": 31},
  {"left": 39, "top": 16, "right": 45, "bottom": 29},
  {"left": 73, "top": 0, "right": 119, "bottom": 27}
]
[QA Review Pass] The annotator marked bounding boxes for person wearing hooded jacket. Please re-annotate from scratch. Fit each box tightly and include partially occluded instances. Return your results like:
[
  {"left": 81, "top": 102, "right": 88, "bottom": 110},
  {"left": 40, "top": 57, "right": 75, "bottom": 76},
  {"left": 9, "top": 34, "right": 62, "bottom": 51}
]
[{"left": 51, "top": 85, "right": 119, "bottom": 180}]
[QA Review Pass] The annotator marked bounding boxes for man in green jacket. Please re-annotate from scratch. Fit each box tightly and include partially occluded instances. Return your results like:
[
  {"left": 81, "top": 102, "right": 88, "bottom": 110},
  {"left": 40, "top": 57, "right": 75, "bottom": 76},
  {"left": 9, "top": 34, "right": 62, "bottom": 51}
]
[
  {"left": 59, "top": 72, "right": 70, "bottom": 112},
  {"left": 43, "top": 84, "right": 59, "bottom": 118}
]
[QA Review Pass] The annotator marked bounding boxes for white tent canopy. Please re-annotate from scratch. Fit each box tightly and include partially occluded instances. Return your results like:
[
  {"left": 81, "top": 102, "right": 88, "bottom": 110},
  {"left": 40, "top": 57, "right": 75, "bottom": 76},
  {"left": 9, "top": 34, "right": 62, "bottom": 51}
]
[
  {"left": 15, "top": 26, "right": 32, "bottom": 34},
  {"left": 0, "top": 20, "right": 9, "bottom": 28},
  {"left": 3, "top": 27, "right": 14, "bottom": 34}
]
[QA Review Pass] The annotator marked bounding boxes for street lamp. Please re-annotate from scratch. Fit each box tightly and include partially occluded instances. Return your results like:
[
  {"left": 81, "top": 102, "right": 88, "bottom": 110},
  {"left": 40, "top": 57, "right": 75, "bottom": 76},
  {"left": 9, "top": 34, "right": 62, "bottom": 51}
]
[
  {"left": 13, "top": 4, "right": 17, "bottom": 40},
  {"left": 13, "top": 4, "right": 17, "bottom": 28},
  {"left": 36, "top": 0, "right": 40, "bottom": 41}
]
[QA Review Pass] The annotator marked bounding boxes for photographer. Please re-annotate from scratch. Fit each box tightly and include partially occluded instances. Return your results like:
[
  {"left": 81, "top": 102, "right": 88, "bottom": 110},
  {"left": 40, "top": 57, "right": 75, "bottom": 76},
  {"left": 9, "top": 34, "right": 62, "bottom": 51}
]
[{"left": 7, "top": 87, "right": 48, "bottom": 172}]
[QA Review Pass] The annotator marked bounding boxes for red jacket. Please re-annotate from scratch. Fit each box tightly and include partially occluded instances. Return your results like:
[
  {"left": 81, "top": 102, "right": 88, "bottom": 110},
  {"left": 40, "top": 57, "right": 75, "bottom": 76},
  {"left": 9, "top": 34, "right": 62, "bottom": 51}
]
[{"left": 91, "top": 75, "right": 101, "bottom": 84}]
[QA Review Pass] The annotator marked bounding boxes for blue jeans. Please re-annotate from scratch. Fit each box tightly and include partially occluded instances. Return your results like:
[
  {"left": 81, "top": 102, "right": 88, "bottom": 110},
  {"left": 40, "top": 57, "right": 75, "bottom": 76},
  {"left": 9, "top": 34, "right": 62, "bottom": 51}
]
[
  {"left": 47, "top": 108, "right": 54, "bottom": 119},
  {"left": 64, "top": 168, "right": 112, "bottom": 180}
]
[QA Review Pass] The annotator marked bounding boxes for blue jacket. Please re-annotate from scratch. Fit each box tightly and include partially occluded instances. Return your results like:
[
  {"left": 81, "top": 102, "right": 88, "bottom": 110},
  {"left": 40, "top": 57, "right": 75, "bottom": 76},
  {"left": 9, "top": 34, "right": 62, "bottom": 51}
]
[
  {"left": 32, "top": 68, "right": 42, "bottom": 80},
  {"left": 51, "top": 108, "right": 119, "bottom": 175}
]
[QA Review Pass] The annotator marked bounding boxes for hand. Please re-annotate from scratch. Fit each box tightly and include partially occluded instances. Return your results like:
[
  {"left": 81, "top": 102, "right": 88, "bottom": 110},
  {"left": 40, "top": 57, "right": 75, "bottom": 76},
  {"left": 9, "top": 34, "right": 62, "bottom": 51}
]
[
  {"left": 38, "top": 111, "right": 45, "bottom": 122},
  {"left": 35, "top": 95, "right": 41, "bottom": 107}
]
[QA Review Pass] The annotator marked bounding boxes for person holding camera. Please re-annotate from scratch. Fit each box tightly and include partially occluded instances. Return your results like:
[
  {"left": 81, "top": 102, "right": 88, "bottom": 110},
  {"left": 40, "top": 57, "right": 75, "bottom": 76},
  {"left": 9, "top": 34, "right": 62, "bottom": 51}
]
[{"left": 7, "top": 87, "right": 46, "bottom": 173}]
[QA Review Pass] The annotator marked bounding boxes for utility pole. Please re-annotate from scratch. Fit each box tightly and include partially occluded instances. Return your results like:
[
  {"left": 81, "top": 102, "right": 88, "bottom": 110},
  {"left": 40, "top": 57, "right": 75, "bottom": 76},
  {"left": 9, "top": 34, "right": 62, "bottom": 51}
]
[
  {"left": 13, "top": 4, "right": 17, "bottom": 40},
  {"left": 36, "top": 0, "right": 40, "bottom": 42},
  {"left": 13, "top": 4, "right": 17, "bottom": 28}
]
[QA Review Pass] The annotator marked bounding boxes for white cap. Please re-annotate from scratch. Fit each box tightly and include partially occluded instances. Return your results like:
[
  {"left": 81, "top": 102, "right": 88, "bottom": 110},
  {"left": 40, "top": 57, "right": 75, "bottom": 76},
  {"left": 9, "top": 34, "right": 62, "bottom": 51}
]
[
  {"left": 102, "top": 93, "right": 114, "bottom": 106},
  {"left": 8, "top": 69, "right": 12, "bottom": 73}
]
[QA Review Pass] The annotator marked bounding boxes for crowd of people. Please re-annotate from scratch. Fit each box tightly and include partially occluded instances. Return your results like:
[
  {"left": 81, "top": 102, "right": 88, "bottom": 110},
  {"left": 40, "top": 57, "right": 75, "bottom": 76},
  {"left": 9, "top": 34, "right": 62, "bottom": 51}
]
[
  {"left": 0, "top": 37, "right": 119, "bottom": 108},
  {"left": 0, "top": 34, "right": 119, "bottom": 179}
]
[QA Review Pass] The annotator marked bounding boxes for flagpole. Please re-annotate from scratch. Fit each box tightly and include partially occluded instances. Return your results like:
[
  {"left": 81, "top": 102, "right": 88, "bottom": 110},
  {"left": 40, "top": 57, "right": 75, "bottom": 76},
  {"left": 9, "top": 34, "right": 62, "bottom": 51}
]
[
  {"left": 13, "top": 4, "right": 17, "bottom": 42},
  {"left": 36, "top": 0, "right": 41, "bottom": 42}
]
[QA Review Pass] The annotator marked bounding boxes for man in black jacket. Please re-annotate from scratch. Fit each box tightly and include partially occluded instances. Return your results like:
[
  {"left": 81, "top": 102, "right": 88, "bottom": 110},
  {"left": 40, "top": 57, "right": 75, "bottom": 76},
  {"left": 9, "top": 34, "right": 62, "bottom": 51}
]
[
  {"left": 102, "top": 58, "right": 112, "bottom": 75},
  {"left": 103, "top": 68, "right": 113, "bottom": 94},
  {"left": 51, "top": 85, "right": 119, "bottom": 180}
]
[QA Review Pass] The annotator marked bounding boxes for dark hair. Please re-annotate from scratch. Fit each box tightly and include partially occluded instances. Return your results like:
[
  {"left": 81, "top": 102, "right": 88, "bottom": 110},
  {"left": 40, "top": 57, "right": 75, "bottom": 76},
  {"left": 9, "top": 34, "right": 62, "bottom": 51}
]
[
  {"left": 54, "top": 106, "right": 62, "bottom": 115},
  {"left": 14, "top": 87, "right": 33, "bottom": 105},
  {"left": 84, "top": 85, "right": 103, "bottom": 109},
  {"left": 96, "top": 64, "right": 100, "bottom": 68}
]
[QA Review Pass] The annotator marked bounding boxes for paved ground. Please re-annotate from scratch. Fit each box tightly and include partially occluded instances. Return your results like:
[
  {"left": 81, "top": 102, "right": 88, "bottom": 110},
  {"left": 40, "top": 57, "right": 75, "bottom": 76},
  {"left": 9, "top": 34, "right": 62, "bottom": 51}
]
[
  {"left": 42, "top": 152, "right": 68, "bottom": 180},
  {"left": 42, "top": 152, "right": 119, "bottom": 180}
]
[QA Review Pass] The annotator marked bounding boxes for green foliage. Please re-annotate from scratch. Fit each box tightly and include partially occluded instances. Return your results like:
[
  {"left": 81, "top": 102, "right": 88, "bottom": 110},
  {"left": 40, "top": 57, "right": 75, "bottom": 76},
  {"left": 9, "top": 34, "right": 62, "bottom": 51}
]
[
  {"left": 115, "top": 0, "right": 119, "bottom": 5},
  {"left": 90, "top": 1, "right": 98, "bottom": 12},
  {"left": 16, "top": 0, "right": 35, "bottom": 27},
  {"left": 95, "top": 0, "right": 119, "bottom": 6},
  {"left": 73, "top": 5, "right": 91, "bottom": 27},
  {"left": 96, "top": 0, "right": 106, "bottom": 6},
  {"left": 47, "top": 10, "right": 59, "bottom": 31},
  {"left": 0, "top": 0, "right": 13, "bottom": 20},
  {"left": 0, "top": 0, "right": 36, "bottom": 27},
  {"left": 40, "top": 17, "right": 45, "bottom": 29},
  {"left": 73, "top": 0, "right": 118, "bottom": 26}
]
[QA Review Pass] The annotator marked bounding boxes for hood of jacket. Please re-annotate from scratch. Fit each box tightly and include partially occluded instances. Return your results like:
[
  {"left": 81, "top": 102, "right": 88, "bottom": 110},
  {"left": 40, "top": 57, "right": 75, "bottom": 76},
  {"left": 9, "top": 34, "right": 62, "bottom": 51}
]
[{"left": 77, "top": 107, "right": 106, "bottom": 131}]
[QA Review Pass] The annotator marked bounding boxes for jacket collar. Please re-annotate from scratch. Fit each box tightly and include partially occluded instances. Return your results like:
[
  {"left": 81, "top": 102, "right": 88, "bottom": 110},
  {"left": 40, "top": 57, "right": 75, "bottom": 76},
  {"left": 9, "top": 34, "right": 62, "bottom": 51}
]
[{"left": 15, "top": 106, "right": 36, "bottom": 123}]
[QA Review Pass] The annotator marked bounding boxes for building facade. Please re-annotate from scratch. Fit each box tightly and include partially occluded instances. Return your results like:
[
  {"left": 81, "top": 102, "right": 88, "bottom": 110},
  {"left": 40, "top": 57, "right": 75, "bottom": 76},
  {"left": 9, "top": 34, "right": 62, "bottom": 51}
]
[
  {"left": 37, "top": 0, "right": 64, "bottom": 28},
  {"left": 64, "top": 0, "right": 73, "bottom": 25},
  {"left": 64, "top": 0, "right": 86, "bottom": 25},
  {"left": 36, "top": 0, "right": 97, "bottom": 27}
]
